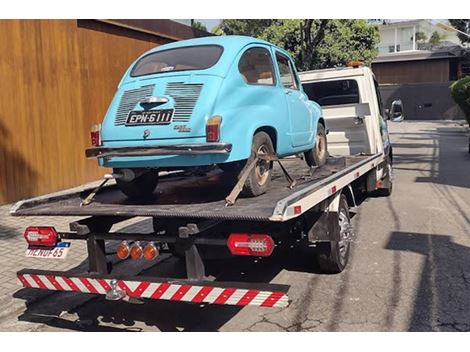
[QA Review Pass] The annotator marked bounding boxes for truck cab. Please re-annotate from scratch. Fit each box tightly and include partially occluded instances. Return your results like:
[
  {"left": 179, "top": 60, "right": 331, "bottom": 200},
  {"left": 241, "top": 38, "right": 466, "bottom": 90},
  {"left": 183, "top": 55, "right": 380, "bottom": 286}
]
[{"left": 299, "top": 65, "right": 404, "bottom": 188}]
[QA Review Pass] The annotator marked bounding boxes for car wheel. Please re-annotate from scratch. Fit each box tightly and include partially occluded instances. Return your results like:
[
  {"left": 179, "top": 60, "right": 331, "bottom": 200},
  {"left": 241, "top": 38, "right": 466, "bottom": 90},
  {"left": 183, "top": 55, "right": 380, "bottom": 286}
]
[
  {"left": 116, "top": 169, "right": 159, "bottom": 200},
  {"left": 316, "top": 194, "right": 352, "bottom": 274},
  {"left": 305, "top": 123, "right": 328, "bottom": 167},
  {"left": 241, "top": 132, "right": 274, "bottom": 197}
]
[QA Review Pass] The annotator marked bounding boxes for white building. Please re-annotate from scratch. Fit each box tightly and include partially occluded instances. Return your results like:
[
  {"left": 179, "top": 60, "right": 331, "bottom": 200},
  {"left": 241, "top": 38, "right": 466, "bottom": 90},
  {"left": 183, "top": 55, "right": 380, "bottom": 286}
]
[{"left": 378, "top": 20, "right": 461, "bottom": 54}]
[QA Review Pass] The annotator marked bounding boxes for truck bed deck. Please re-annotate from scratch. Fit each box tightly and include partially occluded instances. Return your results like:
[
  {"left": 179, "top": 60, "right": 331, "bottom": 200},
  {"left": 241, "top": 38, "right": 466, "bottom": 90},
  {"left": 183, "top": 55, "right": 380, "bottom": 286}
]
[{"left": 11, "top": 154, "right": 382, "bottom": 222}]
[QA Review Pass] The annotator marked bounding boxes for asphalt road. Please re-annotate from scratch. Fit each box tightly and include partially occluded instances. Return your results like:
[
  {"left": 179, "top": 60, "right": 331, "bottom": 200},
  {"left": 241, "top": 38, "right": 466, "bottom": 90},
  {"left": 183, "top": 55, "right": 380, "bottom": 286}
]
[{"left": 1, "top": 120, "right": 469, "bottom": 332}]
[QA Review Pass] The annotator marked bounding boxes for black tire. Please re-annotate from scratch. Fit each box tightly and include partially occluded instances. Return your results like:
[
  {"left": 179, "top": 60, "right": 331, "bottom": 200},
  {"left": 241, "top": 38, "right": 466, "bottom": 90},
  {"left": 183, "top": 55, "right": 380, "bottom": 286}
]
[
  {"left": 375, "top": 156, "right": 393, "bottom": 197},
  {"left": 316, "top": 194, "right": 351, "bottom": 274},
  {"left": 305, "top": 123, "right": 328, "bottom": 167},
  {"left": 116, "top": 169, "right": 158, "bottom": 200},
  {"left": 241, "top": 132, "right": 274, "bottom": 197}
]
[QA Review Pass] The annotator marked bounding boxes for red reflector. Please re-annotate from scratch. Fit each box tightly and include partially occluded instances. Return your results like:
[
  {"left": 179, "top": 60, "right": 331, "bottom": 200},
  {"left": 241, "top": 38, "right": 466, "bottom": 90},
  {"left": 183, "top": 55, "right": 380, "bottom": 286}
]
[
  {"left": 206, "top": 124, "right": 220, "bottom": 142},
  {"left": 293, "top": 205, "right": 302, "bottom": 214},
  {"left": 227, "top": 233, "right": 275, "bottom": 257},
  {"left": 24, "top": 227, "right": 58, "bottom": 247},
  {"left": 331, "top": 185, "right": 337, "bottom": 193},
  {"left": 90, "top": 124, "right": 101, "bottom": 147}
]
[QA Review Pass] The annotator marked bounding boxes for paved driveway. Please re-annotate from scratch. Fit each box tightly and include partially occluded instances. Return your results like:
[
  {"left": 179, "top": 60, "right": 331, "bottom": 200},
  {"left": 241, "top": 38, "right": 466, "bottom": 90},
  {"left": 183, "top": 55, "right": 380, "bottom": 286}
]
[{"left": 0, "top": 120, "right": 469, "bottom": 331}]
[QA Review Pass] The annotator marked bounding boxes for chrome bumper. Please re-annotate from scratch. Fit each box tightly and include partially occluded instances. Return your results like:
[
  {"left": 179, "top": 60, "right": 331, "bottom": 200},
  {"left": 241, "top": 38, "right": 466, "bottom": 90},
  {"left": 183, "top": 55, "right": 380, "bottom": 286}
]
[{"left": 85, "top": 143, "right": 232, "bottom": 159}]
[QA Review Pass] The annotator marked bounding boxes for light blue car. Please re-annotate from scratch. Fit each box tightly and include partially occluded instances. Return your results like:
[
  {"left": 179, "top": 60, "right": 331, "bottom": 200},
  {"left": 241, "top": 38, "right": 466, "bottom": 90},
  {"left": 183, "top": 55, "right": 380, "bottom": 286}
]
[{"left": 86, "top": 35, "right": 327, "bottom": 199}]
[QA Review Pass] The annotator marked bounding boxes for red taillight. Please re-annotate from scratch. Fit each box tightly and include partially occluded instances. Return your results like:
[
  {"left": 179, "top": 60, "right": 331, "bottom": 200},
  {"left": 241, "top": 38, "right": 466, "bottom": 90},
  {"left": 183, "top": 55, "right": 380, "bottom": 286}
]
[
  {"left": 90, "top": 124, "right": 101, "bottom": 147},
  {"left": 24, "top": 227, "right": 58, "bottom": 247},
  {"left": 227, "top": 233, "right": 275, "bottom": 257},
  {"left": 206, "top": 116, "right": 221, "bottom": 142}
]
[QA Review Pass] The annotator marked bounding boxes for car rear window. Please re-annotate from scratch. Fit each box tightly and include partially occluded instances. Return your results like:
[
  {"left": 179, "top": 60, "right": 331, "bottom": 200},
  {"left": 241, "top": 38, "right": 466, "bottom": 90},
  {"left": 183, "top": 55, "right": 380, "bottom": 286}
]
[
  {"left": 303, "top": 79, "right": 360, "bottom": 106},
  {"left": 130, "top": 45, "right": 223, "bottom": 77}
]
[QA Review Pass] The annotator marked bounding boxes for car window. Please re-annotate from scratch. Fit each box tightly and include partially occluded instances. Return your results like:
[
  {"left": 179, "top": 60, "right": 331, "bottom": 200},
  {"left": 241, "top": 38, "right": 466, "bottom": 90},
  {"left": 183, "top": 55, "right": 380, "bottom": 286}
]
[
  {"left": 303, "top": 79, "right": 360, "bottom": 106},
  {"left": 238, "top": 47, "right": 276, "bottom": 86},
  {"left": 276, "top": 53, "right": 298, "bottom": 90},
  {"left": 131, "top": 45, "right": 223, "bottom": 77}
]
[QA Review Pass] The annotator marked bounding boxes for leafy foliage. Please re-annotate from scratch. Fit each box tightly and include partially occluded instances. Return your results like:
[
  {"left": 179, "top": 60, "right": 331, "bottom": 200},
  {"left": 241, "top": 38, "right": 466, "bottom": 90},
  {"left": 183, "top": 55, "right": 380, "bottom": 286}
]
[
  {"left": 449, "top": 19, "right": 470, "bottom": 45},
  {"left": 450, "top": 76, "right": 470, "bottom": 125},
  {"left": 192, "top": 21, "right": 208, "bottom": 32},
  {"left": 218, "top": 19, "right": 380, "bottom": 70}
]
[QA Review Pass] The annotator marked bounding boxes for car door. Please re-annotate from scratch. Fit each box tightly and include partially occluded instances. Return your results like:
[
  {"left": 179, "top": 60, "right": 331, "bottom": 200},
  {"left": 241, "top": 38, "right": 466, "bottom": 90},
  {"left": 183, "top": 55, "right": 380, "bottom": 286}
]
[{"left": 275, "top": 52, "right": 312, "bottom": 148}]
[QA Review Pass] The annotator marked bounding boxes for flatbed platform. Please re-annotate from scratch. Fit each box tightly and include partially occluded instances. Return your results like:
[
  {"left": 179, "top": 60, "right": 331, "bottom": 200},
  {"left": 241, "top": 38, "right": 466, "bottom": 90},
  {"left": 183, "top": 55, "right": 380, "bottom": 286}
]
[{"left": 11, "top": 154, "right": 383, "bottom": 222}]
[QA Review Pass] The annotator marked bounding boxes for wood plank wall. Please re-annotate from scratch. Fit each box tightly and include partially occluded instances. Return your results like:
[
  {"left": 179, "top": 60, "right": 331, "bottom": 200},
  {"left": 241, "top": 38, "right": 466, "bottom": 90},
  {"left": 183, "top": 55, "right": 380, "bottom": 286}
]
[
  {"left": 372, "top": 59, "right": 450, "bottom": 84},
  {"left": 0, "top": 20, "right": 171, "bottom": 204}
]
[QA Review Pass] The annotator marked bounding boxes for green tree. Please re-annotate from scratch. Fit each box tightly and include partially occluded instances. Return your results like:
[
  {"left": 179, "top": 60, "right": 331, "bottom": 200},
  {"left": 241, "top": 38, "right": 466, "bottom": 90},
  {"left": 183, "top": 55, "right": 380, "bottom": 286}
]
[
  {"left": 218, "top": 19, "right": 379, "bottom": 70},
  {"left": 449, "top": 19, "right": 470, "bottom": 46},
  {"left": 192, "top": 21, "right": 207, "bottom": 32},
  {"left": 450, "top": 77, "right": 470, "bottom": 125},
  {"left": 429, "top": 31, "right": 445, "bottom": 47},
  {"left": 415, "top": 31, "right": 427, "bottom": 43},
  {"left": 211, "top": 25, "right": 225, "bottom": 36}
]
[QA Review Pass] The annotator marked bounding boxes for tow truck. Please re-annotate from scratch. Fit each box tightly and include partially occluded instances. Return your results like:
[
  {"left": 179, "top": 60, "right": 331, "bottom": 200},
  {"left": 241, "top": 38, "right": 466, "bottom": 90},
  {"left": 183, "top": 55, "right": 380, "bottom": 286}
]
[{"left": 12, "top": 65, "right": 403, "bottom": 308}]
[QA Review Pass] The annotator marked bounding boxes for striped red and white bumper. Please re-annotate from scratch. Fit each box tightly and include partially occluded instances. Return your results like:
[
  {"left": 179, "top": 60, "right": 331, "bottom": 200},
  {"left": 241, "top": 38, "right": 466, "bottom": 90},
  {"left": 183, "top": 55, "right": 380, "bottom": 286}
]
[{"left": 17, "top": 272, "right": 289, "bottom": 308}]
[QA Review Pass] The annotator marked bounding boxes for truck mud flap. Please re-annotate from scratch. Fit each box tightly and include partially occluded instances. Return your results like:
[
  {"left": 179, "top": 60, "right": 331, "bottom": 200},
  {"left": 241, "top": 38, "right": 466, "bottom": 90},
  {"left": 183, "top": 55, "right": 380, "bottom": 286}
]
[{"left": 17, "top": 269, "right": 289, "bottom": 308}]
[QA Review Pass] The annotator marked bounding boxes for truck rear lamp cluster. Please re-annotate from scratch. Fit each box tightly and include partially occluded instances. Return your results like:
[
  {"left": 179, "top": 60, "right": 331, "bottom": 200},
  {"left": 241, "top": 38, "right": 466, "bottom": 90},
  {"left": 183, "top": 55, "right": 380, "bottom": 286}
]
[
  {"left": 90, "top": 124, "right": 102, "bottom": 147},
  {"left": 24, "top": 226, "right": 59, "bottom": 247},
  {"left": 227, "top": 233, "right": 275, "bottom": 257},
  {"left": 206, "top": 115, "right": 222, "bottom": 142},
  {"left": 116, "top": 241, "right": 159, "bottom": 261}
]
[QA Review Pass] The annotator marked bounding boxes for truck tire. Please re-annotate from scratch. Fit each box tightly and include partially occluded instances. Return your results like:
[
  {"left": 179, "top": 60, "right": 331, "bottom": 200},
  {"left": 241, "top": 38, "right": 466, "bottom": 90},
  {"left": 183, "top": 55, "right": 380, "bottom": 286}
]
[
  {"left": 305, "top": 123, "right": 328, "bottom": 167},
  {"left": 241, "top": 132, "right": 274, "bottom": 197},
  {"left": 375, "top": 156, "right": 393, "bottom": 197},
  {"left": 316, "top": 194, "right": 351, "bottom": 273},
  {"left": 116, "top": 169, "right": 159, "bottom": 200}
]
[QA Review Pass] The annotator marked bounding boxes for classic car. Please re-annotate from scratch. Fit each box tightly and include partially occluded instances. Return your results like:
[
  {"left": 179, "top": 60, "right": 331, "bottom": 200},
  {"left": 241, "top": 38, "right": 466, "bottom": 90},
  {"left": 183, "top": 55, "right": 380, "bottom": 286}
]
[{"left": 86, "top": 35, "right": 327, "bottom": 199}]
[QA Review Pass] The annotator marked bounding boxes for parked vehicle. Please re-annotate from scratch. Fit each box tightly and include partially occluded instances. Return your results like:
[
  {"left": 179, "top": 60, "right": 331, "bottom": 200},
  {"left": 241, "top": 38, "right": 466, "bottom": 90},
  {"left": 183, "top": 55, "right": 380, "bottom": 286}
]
[
  {"left": 13, "top": 65, "right": 402, "bottom": 309},
  {"left": 86, "top": 36, "right": 327, "bottom": 198}
]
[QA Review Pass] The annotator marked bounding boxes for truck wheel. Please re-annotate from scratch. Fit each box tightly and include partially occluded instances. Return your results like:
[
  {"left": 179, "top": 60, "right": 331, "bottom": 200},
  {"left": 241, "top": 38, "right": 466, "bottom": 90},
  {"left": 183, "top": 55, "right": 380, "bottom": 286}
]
[
  {"left": 317, "top": 194, "right": 351, "bottom": 274},
  {"left": 116, "top": 169, "right": 159, "bottom": 200},
  {"left": 305, "top": 123, "right": 328, "bottom": 167},
  {"left": 375, "top": 157, "right": 393, "bottom": 197},
  {"left": 241, "top": 132, "right": 274, "bottom": 197}
]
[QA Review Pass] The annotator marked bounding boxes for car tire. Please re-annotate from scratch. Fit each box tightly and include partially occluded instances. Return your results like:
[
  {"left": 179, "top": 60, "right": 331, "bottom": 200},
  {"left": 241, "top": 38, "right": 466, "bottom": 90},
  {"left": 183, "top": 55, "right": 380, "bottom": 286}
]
[
  {"left": 241, "top": 131, "right": 274, "bottom": 197},
  {"left": 316, "top": 194, "right": 351, "bottom": 274},
  {"left": 305, "top": 123, "right": 328, "bottom": 167},
  {"left": 116, "top": 169, "right": 159, "bottom": 200}
]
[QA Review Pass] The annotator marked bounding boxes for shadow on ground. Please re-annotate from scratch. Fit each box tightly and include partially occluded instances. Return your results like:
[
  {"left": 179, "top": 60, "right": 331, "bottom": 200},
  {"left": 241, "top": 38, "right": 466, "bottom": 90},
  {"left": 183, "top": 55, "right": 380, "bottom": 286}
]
[{"left": 386, "top": 231, "right": 470, "bottom": 332}]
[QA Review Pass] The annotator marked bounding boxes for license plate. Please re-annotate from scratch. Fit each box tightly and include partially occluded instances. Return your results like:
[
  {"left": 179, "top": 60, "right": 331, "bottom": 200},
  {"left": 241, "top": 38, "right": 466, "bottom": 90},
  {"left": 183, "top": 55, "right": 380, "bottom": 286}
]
[
  {"left": 25, "top": 242, "right": 71, "bottom": 259},
  {"left": 125, "top": 109, "right": 173, "bottom": 126}
]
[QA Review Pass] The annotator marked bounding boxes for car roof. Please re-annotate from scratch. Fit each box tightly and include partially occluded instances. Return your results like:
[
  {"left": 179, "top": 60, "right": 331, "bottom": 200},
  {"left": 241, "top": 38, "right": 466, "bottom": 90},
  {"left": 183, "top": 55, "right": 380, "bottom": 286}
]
[{"left": 146, "top": 35, "right": 275, "bottom": 53}]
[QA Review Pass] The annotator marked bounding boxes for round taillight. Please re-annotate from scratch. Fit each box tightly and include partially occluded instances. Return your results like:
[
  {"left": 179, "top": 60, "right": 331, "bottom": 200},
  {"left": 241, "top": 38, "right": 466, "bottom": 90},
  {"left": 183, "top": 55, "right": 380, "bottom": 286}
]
[
  {"left": 143, "top": 242, "right": 159, "bottom": 261},
  {"left": 130, "top": 242, "right": 143, "bottom": 260},
  {"left": 116, "top": 241, "right": 130, "bottom": 260}
]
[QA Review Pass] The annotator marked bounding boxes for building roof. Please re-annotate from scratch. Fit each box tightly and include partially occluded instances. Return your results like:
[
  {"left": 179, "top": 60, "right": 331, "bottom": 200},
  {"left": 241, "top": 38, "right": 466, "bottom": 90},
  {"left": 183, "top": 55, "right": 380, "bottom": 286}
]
[{"left": 373, "top": 46, "right": 466, "bottom": 63}]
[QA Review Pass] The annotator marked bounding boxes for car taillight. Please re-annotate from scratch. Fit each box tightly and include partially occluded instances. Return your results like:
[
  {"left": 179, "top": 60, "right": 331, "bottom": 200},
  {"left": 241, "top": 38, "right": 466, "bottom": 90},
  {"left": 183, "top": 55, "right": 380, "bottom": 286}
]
[
  {"left": 24, "top": 227, "right": 58, "bottom": 247},
  {"left": 130, "top": 242, "right": 143, "bottom": 260},
  {"left": 116, "top": 241, "right": 130, "bottom": 259},
  {"left": 227, "top": 233, "right": 275, "bottom": 257},
  {"left": 206, "top": 116, "right": 222, "bottom": 142},
  {"left": 143, "top": 242, "right": 159, "bottom": 261},
  {"left": 90, "top": 124, "right": 101, "bottom": 147}
]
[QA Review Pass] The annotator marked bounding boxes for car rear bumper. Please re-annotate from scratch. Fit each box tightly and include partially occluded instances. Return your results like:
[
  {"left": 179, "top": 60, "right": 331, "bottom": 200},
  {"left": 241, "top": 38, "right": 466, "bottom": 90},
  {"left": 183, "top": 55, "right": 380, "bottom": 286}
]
[{"left": 86, "top": 143, "right": 233, "bottom": 159}]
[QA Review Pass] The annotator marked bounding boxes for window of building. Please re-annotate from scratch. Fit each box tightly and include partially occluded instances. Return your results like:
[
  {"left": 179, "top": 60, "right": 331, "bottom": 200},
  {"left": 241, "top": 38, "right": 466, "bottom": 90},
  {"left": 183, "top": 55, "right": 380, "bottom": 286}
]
[
  {"left": 238, "top": 47, "right": 276, "bottom": 85},
  {"left": 303, "top": 79, "right": 360, "bottom": 107}
]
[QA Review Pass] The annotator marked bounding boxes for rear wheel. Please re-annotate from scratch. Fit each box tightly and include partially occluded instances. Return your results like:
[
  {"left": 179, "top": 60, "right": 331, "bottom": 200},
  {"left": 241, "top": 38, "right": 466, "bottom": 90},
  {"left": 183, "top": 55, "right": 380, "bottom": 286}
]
[
  {"left": 116, "top": 169, "right": 159, "bottom": 200},
  {"left": 305, "top": 123, "right": 328, "bottom": 167},
  {"left": 241, "top": 132, "right": 274, "bottom": 197},
  {"left": 316, "top": 194, "right": 352, "bottom": 273},
  {"left": 375, "top": 156, "right": 393, "bottom": 197}
]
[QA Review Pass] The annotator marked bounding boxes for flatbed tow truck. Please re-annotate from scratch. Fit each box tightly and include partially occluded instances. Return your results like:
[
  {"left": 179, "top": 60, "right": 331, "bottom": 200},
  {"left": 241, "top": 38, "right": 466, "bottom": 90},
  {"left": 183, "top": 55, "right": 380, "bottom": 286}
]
[{"left": 11, "top": 66, "right": 401, "bottom": 309}]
